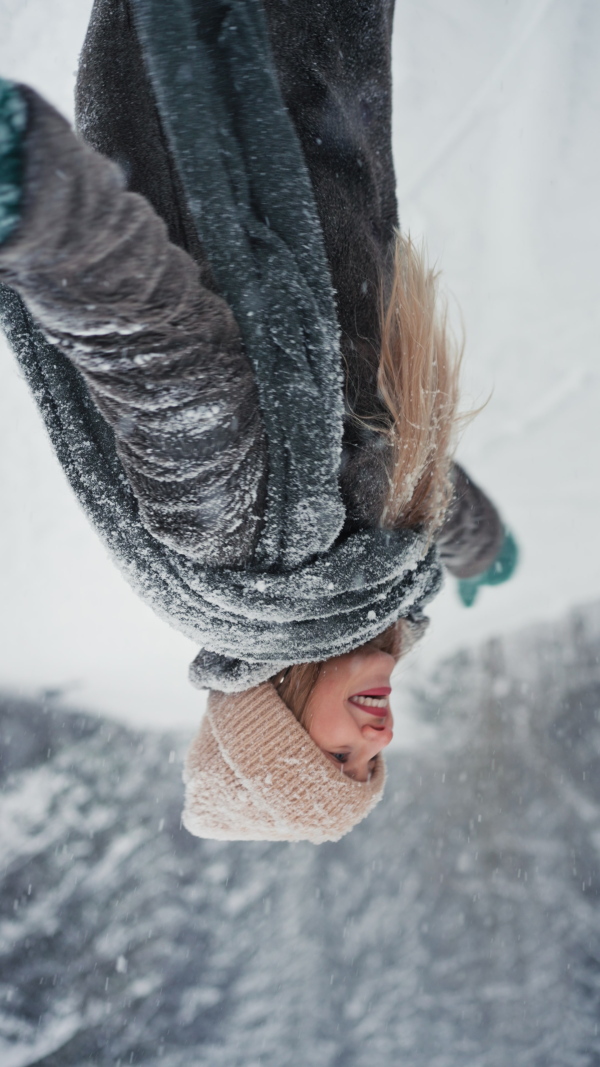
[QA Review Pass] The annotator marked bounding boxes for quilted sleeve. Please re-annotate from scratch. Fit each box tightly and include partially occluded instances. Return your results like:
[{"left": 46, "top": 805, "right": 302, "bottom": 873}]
[{"left": 0, "top": 87, "right": 268, "bottom": 565}]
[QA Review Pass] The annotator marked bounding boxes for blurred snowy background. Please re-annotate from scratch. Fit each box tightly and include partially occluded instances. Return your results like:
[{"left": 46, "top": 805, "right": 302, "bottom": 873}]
[
  {"left": 2, "top": 605, "right": 600, "bottom": 1066},
  {"left": 1, "top": 0, "right": 600, "bottom": 1063}
]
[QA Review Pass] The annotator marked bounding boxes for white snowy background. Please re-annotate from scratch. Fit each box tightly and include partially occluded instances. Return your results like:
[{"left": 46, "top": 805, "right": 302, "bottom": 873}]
[{"left": 0, "top": 0, "right": 599, "bottom": 729}]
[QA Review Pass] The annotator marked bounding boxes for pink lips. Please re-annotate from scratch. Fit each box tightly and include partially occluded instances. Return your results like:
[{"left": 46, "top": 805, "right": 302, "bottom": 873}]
[{"left": 353, "top": 688, "right": 391, "bottom": 697}]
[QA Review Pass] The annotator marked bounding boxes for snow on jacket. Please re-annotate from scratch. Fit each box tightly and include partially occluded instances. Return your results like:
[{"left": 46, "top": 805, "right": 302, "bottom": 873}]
[{"left": 0, "top": 0, "right": 502, "bottom": 583}]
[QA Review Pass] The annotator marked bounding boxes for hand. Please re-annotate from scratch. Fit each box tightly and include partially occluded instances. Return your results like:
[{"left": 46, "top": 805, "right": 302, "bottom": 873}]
[
  {"left": 457, "top": 528, "right": 519, "bottom": 607},
  {"left": 0, "top": 78, "right": 27, "bottom": 245}
]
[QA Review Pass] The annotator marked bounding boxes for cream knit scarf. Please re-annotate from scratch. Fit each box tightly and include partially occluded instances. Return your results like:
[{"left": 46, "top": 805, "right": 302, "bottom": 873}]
[{"left": 183, "top": 684, "right": 386, "bottom": 843}]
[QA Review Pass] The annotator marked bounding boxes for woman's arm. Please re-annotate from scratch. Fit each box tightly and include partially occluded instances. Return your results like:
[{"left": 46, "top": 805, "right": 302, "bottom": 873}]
[
  {"left": 436, "top": 464, "right": 505, "bottom": 579},
  {"left": 0, "top": 85, "right": 267, "bottom": 565}
]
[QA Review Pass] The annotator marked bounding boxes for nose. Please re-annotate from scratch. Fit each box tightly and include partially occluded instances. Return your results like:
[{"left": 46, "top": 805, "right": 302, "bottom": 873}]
[{"left": 361, "top": 722, "right": 393, "bottom": 752}]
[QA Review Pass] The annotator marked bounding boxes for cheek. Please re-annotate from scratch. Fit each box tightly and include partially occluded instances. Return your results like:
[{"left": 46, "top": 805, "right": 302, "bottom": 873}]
[{"left": 305, "top": 692, "right": 347, "bottom": 748}]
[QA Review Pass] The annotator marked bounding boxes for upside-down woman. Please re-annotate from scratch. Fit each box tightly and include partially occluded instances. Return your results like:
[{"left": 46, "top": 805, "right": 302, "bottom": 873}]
[{"left": 0, "top": 0, "right": 516, "bottom": 842}]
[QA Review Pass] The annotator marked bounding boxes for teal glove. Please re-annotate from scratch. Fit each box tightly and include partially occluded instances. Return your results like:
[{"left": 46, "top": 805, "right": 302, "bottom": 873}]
[
  {"left": 458, "top": 528, "right": 519, "bottom": 607},
  {"left": 0, "top": 78, "right": 27, "bottom": 245}
]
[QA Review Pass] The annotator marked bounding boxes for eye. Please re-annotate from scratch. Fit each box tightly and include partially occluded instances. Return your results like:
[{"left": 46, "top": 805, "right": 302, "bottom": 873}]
[{"left": 331, "top": 753, "right": 348, "bottom": 763}]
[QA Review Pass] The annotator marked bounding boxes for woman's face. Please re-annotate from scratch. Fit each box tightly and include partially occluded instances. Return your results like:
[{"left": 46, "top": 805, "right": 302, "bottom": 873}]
[{"left": 304, "top": 645, "right": 395, "bottom": 782}]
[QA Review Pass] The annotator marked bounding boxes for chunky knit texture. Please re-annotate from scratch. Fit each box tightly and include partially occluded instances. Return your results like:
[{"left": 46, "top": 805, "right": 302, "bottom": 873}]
[{"left": 183, "top": 684, "right": 386, "bottom": 843}]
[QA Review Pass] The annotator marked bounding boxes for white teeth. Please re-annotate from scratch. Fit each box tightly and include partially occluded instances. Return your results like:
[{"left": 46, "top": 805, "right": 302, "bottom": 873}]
[{"left": 350, "top": 695, "right": 388, "bottom": 708}]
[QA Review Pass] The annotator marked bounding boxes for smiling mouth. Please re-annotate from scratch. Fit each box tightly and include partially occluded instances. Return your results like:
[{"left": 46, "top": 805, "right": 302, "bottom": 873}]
[{"left": 348, "top": 688, "right": 390, "bottom": 717}]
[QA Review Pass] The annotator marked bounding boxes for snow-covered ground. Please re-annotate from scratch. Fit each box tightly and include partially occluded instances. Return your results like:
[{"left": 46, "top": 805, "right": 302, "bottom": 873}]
[
  {"left": 1, "top": 0, "right": 599, "bottom": 728},
  {"left": 2, "top": 602, "right": 600, "bottom": 1066}
]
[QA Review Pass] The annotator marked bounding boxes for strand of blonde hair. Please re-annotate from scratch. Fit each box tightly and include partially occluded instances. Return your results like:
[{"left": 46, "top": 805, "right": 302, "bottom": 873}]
[{"left": 377, "top": 232, "right": 462, "bottom": 531}]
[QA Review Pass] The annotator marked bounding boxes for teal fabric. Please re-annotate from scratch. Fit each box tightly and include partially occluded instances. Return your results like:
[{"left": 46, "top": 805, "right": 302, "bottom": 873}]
[
  {"left": 0, "top": 79, "right": 27, "bottom": 246},
  {"left": 458, "top": 528, "right": 519, "bottom": 607}
]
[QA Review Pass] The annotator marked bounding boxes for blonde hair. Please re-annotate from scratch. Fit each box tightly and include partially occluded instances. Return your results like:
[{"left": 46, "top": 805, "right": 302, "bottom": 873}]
[
  {"left": 377, "top": 232, "right": 461, "bottom": 531},
  {"left": 273, "top": 624, "right": 402, "bottom": 727},
  {"left": 274, "top": 233, "right": 463, "bottom": 723}
]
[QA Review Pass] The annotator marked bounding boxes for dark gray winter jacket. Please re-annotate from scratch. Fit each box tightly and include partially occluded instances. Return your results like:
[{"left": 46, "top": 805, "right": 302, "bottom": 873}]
[{"left": 0, "top": 0, "right": 502, "bottom": 581}]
